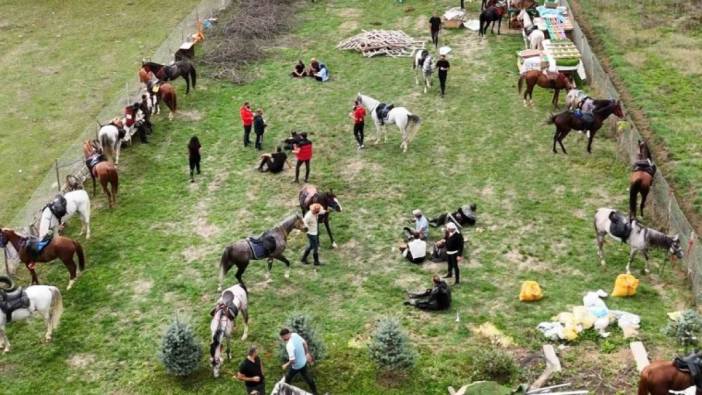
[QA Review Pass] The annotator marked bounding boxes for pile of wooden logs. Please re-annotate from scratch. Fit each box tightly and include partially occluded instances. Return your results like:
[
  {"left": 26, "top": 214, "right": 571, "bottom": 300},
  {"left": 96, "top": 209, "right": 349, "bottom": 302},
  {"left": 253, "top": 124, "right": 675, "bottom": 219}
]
[{"left": 336, "top": 30, "right": 425, "bottom": 57}]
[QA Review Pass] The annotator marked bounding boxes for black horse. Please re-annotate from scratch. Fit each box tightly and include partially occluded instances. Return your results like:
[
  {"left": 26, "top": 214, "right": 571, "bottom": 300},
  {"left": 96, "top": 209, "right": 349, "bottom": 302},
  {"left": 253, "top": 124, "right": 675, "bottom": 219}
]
[
  {"left": 141, "top": 60, "right": 197, "bottom": 94},
  {"left": 547, "top": 99, "right": 624, "bottom": 154},
  {"left": 479, "top": 3, "right": 507, "bottom": 36},
  {"left": 298, "top": 185, "right": 343, "bottom": 248}
]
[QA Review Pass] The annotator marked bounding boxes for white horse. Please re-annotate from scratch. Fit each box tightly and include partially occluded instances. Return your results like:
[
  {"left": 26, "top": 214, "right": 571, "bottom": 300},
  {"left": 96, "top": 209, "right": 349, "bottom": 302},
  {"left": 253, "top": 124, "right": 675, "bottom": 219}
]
[
  {"left": 38, "top": 189, "right": 91, "bottom": 239},
  {"left": 209, "top": 284, "right": 249, "bottom": 378},
  {"left": 413, "top": 49, "right": 433, "bottom": 93},
  {"left": 518, "top": 9, "right": 544, "bottom": 50},
  {"left": 97, "top": 122, "right": 124, "bottom": 164},
  {"left": 0, "top": 277, "right": 63, "bottom": 353},
  {"left": 356, "top": 93, "right": 421, "bottom": 153},
  {"left": 594, "top": 208, "right": 684, "bottom": 273}
]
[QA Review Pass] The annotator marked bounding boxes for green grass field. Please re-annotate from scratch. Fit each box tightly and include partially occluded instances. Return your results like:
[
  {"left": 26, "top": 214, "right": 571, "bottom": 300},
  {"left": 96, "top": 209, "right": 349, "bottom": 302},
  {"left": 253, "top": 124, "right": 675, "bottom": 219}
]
[
  {"left": 574, "top": 0, "right": 702, "bottom": 222},
  {"left": 0, "top": 1, "right": 695, "bottom": 394},
  {"left": 0, "top": 0, "right": 200, "bottom": 223}
]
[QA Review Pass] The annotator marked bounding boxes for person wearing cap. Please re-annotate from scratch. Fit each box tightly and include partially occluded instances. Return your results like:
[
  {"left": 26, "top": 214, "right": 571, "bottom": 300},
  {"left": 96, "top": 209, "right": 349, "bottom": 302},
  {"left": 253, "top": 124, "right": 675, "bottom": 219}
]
[
  {"left": 403, "top": 209, "right": 429, "bottom": 241},
  {"left": 444, "top": 222, "right": 464, "bottom": 284},
  {"left": 399, "top": 232, "right": 427, "bottom": 264},
  {"left": 240, "top": 101, "right": 254, "bottom": 147},
  {"left": 236, "top": 345, "right": 266, "bottom": 395},
  {"left": 435, "top": 54, "right": 450, "bottom": 97},
  {"left": 301, "top": 203, "right": 325, "bottom": 266}
]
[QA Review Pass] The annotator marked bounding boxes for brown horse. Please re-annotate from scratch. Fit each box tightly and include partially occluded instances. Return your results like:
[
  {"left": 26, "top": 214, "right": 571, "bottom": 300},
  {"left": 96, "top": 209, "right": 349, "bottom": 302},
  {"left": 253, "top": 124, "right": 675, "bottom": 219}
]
[
  {"left": 630, "top": 140, "right": 655, "bottom": 220},
  {"left": 299, "top": 184, "right": 343, "bottom": 248},
  {"left": 0, "top": 228, "right": 85, "bottom": 290},
  {"left": 547, "top": 99, "right": 624, "bottom": 154},
  {"left": 518, "top": 70, "right": 574, "bottom": 108},
  {"left": 138, "top": 69, "right": 178, "bottom": 119},
  {"left": 638, "top": 360, "right": 697, "bottom": 395},
  {"left": 82, "top": 140, "right": 119, "bottom": 208}
]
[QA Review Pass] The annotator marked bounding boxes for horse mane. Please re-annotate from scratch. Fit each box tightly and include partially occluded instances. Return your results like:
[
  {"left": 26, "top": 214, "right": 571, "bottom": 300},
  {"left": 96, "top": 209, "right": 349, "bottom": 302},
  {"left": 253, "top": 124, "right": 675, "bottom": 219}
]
[{"left": 645, "top": 228, "right": 674, "bottom": 249}]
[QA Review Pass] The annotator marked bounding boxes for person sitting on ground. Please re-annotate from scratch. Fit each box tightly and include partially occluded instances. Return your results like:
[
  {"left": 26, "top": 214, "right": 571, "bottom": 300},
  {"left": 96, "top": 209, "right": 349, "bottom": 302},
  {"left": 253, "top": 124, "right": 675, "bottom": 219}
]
[
  {"left": 405, "top": 275, "right": 451, "bottom": 311},
  {"left": 306, "top": 58, "right": 321, "bottom": 76},
  {"left": 403, "top": 209, "right": 429, "bottom": 241},
  {"left": 431, "top": 228, "right": 450, "bottom": 262},
  {"left": 429, "top": 203, "right": 477, "bottom": 228},
  {"left": 258, "top": 146, "right": 292, "bottom": 174},
  {"left": 291, "top": 60, "right": 306, "bottom": 78},
  {"left": 399, "top": 232, "right": 427, "bottom": 264},
  {"left": 314, "top": 63, "right": 329, "bottom": 82}
]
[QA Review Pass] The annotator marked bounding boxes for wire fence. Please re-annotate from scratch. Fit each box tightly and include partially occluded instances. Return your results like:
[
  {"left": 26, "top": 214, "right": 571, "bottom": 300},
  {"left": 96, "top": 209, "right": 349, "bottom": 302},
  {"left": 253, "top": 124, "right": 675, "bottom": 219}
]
[
  {"left": 3, "top": 0, "right": 231, "bottom": 275},
  {"left": 565, "top": 0, "right": 702, "bottom": 304}
]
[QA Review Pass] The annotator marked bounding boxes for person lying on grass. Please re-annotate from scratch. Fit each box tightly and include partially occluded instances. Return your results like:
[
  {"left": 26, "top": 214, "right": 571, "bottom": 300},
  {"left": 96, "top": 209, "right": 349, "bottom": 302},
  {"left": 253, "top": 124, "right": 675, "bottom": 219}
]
[
  {"left": 405, "top": 275, "right": 451, "bottom": 311},
  {"left": 258, "top": 146, "right": 291, "bottom": 174}
]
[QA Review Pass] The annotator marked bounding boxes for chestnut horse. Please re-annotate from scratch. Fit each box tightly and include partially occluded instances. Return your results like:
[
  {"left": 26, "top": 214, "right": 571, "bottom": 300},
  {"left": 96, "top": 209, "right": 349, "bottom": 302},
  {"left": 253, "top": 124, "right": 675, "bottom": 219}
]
[
  {"left": 138, "top": 69, "right": 178, "bottom": 119},
  {"left": 83, "top": 140, "right": 119, "bottom": 208},
  {"left": 518, "top": 70, "right": 574, "bottom": 108},
  {"left": 638, "top": 360, "right": 696, "bottom": 395},
  {"left": 547, "top": 99, "right": 624, "bottom": 154},
  {"left": 0, "top": 228, "right": 85, "bottom": 290},
  {"left": 630, "top": 140, "right": 655, "bottom": 220}
]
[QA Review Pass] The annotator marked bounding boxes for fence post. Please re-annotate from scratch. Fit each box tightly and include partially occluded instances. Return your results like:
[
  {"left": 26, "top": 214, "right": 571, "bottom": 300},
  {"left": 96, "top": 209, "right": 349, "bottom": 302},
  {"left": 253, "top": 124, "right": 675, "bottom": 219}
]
[{"left": 55, "top": 159, "right": 61, "bottom": 193}]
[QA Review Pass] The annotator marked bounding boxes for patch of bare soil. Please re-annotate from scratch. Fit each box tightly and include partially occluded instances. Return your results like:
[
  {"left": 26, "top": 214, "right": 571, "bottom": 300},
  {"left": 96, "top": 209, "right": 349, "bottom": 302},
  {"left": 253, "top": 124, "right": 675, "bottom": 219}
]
[
  {"left": 132, "top": 279, "right": 152, "bottom": 297},
  {"left": 67, "top": 353, "right": 96, "bottom": 369},
  {"left": 178, "top": 110, "right": 203, "bottom": 121},
  {"left": 181, "top": 244, "right": 210, "bottom": 263}
]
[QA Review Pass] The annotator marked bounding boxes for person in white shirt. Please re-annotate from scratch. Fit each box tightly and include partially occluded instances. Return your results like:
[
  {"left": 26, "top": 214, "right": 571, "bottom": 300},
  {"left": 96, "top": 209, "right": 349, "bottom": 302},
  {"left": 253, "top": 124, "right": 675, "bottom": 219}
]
[
  {"left": 301, "top": 203, "right": 325, "bottom": 266},
  {"left": 399, "top": 233, "right": 427, "bottom": 264}
]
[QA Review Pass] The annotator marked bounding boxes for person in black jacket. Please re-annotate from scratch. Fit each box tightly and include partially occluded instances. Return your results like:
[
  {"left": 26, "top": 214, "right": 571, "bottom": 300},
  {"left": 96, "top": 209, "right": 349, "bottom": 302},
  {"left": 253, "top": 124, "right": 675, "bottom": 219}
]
[
  {"left": 253, "top": 108, "right": 267, "bottom": 150},
  {"left": 444, "top": 222, "right": 464, "bottom": 284},
  {"left": 405, "top": 275, "right": 451, "bottom": 310}
]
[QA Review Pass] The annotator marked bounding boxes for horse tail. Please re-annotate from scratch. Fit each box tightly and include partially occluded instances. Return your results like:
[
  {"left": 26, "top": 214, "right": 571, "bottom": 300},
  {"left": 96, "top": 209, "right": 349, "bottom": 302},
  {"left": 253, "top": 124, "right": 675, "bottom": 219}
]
[
  {"left": 518, "top": 73, "right": 525, "bottom": 94},
  {"left": 630, "top": 177, "right": 642, "bottom": 217},
  {"left": 48, "top": 286, "right": 64, "bottom": 332},
  {"left": 99, "top": 131, "right": 110, "bottom": 151},
  {"left": 637, "top": 366, "right": 650, "bottom": 395},
  {"left": 545, "top": 113, "right": 557, "bottom": 125},
  {"left": 74, "top": 240, "right": 85, "bottom": 271},
  {"left": 407, "top": 114, "right": 421, "bottom": 141},
  {"left": 170, "top": 91, "right": 177, "bottom": 113},
  {"left": 190, "top": 66, "right": 197, "bottom": 89}
]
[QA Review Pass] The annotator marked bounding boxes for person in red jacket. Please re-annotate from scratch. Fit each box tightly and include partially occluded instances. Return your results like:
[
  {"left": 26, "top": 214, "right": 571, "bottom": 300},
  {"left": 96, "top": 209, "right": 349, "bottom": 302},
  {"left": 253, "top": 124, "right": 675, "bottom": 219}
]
[
  {"left": 348, "top": 100, "right": 366, "bottom": 150},
  {"left": 292, "top": 133, "right": 312, "bottom": 183},
  {"left": 240, "top": 101, "right": 254, "bottom": 147}
]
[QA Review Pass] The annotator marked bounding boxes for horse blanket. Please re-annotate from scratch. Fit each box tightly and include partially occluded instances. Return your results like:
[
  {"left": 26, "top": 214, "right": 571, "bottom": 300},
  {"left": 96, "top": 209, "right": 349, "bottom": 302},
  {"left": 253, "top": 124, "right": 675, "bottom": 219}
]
[{"left": 246, "top": 235, "right": 277, "bottom": 260}]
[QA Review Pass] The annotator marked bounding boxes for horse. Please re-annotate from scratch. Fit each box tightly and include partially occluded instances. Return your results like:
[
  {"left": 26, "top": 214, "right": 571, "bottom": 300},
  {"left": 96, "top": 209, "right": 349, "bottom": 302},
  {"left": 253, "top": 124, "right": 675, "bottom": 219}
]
[
  {"left": 210, "top": 284, "right": 249, "bottom": 378},
  {"left": 481, "top": 0, "right": 498, "bottom": 11},
  {"left": 123, "top": 99, "right": 152, "bottom": 144},
  {"left": 97, "top": 120, "right": 125, "bottom": 164},
  {"left": 413, "top": 49, "right": 433, "bottom": 94},
  {"left": 547, "top": 99, "right": 624, "bottom": 154},
  {"left": 299, "top": 184, "right": 343, "bottom": 248},
  {"left": 0, "top": 228, "right": 86, "bottom": 290},
  {"left": 638, "top": 359, "right": 698, "bottom": 395},
  {"left": 518, "top": 70, "right": 574, "bottom": 108},
  {"left": 83, "top": 140, "right": 119, "bottom": 208},
  {"left": 479, "top": 2, "right": 507, "bottom": 37},
  {"left": 146, "top": 80, "right": 177, "bottom": 120},
  {"left": 518, "top": 9, "right": 544, "bottom": 50},
  {"left": 355, "top": 93, "right": 421, "bottom": 153},
  {"left": 38, "top": 188, "right": 91, "bottom": 240},
  {"left": 594, "top": 208, "right": 683, "bottom": 274},
  {"left": 218, "top": 214, "right": 306, "bottom": 291},
  {"left": 141, "top": 60, "right": 197, "bottom": 94},
  {"left": 0, "top": 276, "right": 63, "bottom": 353},
  {"left": 630, "top": 140, "right": 656, "bottom": 220}
]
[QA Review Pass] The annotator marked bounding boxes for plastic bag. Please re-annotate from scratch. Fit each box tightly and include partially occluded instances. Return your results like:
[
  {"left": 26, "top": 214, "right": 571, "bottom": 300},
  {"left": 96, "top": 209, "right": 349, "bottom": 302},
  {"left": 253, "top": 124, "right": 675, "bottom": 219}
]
[
  {"left": 612, "top": 273, "right": 640, "bottom": 297},
  {"left": 519, "top": 280, "right": 543, "bottom": 302}
]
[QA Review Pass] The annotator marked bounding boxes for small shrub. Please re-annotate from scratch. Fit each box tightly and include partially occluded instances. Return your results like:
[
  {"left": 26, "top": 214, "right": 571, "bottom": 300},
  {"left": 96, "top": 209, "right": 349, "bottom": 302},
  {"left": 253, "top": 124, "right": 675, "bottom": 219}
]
[
  {"left": 158, "top": 318, "right": 202, "bottom": 377},
  {"left": 277, "top": 313, "right": 326, "bottom": 363},
  {"left": 368, "top": 317, "right": 416, "bottom": 372},
  {"left": 664, "top": 309, "right": 702, "bottom": 351},
  {"left": 470, "top": 345, "right": 518, "bottom": 384}
]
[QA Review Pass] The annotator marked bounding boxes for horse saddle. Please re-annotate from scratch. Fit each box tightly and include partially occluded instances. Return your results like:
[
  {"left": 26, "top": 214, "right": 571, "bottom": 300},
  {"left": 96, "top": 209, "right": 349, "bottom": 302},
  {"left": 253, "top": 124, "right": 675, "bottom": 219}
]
[
  {"left": 47, "top": 194, "right": 68, "bottom": 222},
  {"left": 376, "top": 103, "right": 394, "bottom": 125},
  {"left": 26, "top": 232, "right": 53, "bottom": 260},
  {"left": 572, "top": 110, "right": 595, "bottom": 130},
  {"left": 632, "top": 159, "right": 656, "bottom": 177},
  {"left": 524, "top": 25, "right": 538, "bottom": 36},
  {"left": 674, "top": 352, "right": 702, "bottom": 389},
  {"left": 210, "top": 302, "right": 238, "bottom": 320},
  {"left": 0, "top": 288, "right": 30, "bottom": 322},
  {"left": 608, "top": 211, "right": 631, "bottom": 242},
  {"left": 85, "top": 153, "right": 105, "bottom": 172},
  {"left": 246, "top": 235, "right": 276, "bottom": 260}
]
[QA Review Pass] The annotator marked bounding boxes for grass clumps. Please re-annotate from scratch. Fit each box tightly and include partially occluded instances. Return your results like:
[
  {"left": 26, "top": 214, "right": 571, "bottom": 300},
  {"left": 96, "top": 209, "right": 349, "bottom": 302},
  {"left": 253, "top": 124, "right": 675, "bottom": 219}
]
[
  {"left": 469, "top": 345, "right": 518, "bottom": 384},
  {"left": 664, "top": 309, "right": 702, "bottom": 351}
]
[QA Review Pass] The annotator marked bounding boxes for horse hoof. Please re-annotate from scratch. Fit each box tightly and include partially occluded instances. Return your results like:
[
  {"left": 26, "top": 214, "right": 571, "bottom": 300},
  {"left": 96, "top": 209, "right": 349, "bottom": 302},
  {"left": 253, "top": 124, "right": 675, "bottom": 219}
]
[
  {"left": 241, "top": 334, "right": 248, "bottom": 341},
  {"left": 332, "top": 242, "right": 338, "bottom": 249},
  {"left": 644, "top": 268, "right": 650, "bottom": 275},
  {"left": 600, "top": 260, "right": 606, "bottom": 266},
  {"left": 284, "top": 271, "right": 290, "bottom": 279},
  {"left": 67, "top": 280, "right": 75, "bottom": 290}
]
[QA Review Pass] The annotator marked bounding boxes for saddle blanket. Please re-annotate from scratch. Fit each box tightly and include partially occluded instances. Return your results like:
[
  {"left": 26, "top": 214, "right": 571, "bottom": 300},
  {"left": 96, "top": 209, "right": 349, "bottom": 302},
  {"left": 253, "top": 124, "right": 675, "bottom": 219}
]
[{"left": 246, "top": 236, "right": 276, "bottom": 260}]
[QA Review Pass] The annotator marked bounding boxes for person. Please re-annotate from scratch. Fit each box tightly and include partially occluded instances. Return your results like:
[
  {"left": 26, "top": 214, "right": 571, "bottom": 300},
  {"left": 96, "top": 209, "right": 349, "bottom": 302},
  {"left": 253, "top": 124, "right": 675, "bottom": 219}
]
[
  {"left": 349, "top": 100, "right": 366, "bottom": 150},
  {"left": 301, "top": 203, "right": 325, "bottom": 266},
  {"left": 403, "top": 209, "right": 429, "bottom": 241},
  {"left": 306, "top": 58, "right": 321, "bottom": 77},
  {"left": 399, "top": 232, "right": 427, "bottom": 264},
  {"left": 283, "top": 131, "right": 304, "bottom": 151},
  {"left": 293, "top": 133, "right": 312, "bottom": 183},
  {"left": 429, "top": 12, "right": 442, "bottom": 48},
  {"left": 258, "top": 146, "right": 291, "bottom": 173},
  {"left": 253, "top": 108, "right": 267, "bottom": 150},
  {"left": 187, "top": 136, "right": 201, "bottom": 183},
  {"left": 314, "top": 63, "right": 329, "bottom": 82},
  {"left": 429, "top": 203, "right": 478, "bottom": 228},
  {"left": 236, "top": 346, "right": 266, "bottom": 395},
  {"left": 435, "top": 54, "right": 450, "bottom": 97},
  {"left": 291, "top": 60, "right": 306, "bottom": 78},
  {"left": 405, "top": 275, "right": 451, "bottom": 311},
  {"left": 280, "top": 328, "right": 318, "bottom": 395},
  {"left": 444, "top": 222, "right": 464, "bottom": 284},
  {"left": 240, "top": 102, "right": 254, "bottom": 147}
]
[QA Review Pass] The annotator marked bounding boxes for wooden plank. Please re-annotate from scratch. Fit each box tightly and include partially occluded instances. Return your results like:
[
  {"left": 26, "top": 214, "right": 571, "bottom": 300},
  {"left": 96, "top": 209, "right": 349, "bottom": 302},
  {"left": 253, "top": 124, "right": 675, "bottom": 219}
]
[
  {"left": 630, "top": 341, "right": 650, "bottom": 372},
  {"left": 543, "top": 344, "right": 562, "bottom": 372}
]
